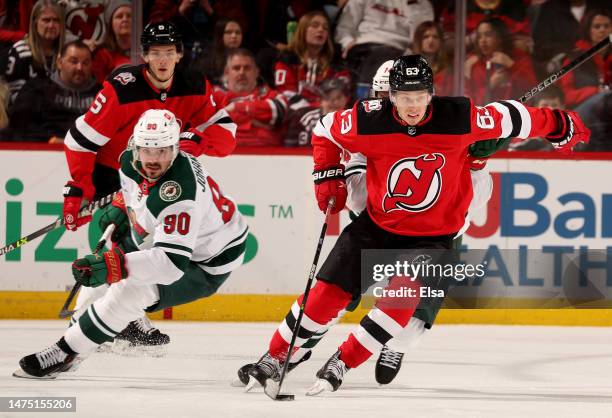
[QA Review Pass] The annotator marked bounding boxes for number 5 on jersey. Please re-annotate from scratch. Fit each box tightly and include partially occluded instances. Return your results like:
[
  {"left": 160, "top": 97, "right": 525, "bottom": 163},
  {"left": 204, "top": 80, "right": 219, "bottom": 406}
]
[{"left": 90, "top": 92, "right": 107, "bottom": 114}]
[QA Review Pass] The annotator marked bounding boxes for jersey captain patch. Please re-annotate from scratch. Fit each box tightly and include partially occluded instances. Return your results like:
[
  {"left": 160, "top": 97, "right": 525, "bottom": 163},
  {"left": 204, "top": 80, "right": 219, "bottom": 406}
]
[
  {"left": 383, "top": 153, "right": 446, "bottom": 213},
  {"left": 160, "top": 181, "right": 182, "bottom": 202}
]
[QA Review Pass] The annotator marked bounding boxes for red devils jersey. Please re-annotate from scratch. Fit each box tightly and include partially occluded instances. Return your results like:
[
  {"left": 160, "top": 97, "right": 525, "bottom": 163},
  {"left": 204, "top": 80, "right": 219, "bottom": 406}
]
[
  {"left": 312, "top": 97, "right": 560, "bottom": 236},
  {"left": 64, "top": 64, "right": 237, "bottom": 196},
  {"left": 274, "top": 51, "right": 351, "bottom": 106}
]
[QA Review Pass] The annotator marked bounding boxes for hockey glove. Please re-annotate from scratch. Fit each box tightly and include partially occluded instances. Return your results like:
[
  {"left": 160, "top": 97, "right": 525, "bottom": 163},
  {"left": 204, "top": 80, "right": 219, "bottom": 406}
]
[
  {"left": 63, "top": 181, "right": 94, "bottom": 231},
  {"left": 545, "top": 110, "right": 590, "bottom": 155},
  {"left": 179, "top": 131, "right": 202, "bottom": 156},
  {"left": 469, "top": 138, "right": 510, "bottom": 159},
  {"left": 98, "top": 192, "right": 129, "bottom": 242},
  {"left": 313, "top": 165, "right": 347, "bottom": 214},
  {"left": 72, "top": 248, "right": 128, "bottom": 288}
]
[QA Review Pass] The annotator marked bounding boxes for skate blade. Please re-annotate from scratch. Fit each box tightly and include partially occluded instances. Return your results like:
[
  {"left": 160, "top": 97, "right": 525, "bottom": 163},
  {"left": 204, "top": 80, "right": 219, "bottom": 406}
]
[
  {"left": 12, "top": 368, "right": 57, "bottom": 380},
  {"left": 245, "top": 376, "right": 260, "bottom": 392},
  {"left": 306, "top": 379, "right": 333, "bottom": 396}
]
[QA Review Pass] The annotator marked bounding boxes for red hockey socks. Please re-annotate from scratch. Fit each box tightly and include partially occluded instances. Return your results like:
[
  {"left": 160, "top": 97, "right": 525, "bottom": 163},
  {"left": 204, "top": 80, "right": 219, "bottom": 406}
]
[
  {"left": 269, "top": 280, "right": 352, "bottom": 360},
  {"left": 339, "top": 276, "right": 420, "bottom": 368}
]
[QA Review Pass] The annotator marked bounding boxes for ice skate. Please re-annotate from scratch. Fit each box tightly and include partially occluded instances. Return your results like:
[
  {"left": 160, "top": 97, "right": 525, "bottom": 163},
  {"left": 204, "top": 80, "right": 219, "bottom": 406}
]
[
  {"left": 306, "top": 350, "right": 349, "bottom": 396},
  {"left": 233, "top": 350, "right": 312, "bottom": 387},
  {"left": 244, "top": 352, "right": 282, "bottom": 392},
  {"left": 13, "top": 339, "right": 77, "bottom": 379},
  {"left": 375, "top": 345, "right": 404, "bottom": 385},
  {"left": 112, "top": 317, "right": 170, "bottom": 356}
]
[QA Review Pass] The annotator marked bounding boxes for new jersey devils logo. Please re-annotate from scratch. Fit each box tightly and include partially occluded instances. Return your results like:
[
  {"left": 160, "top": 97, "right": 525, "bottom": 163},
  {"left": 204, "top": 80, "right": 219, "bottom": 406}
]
[
  {"left": 66, "top": 5, "right": 105, "bottom": 44},
  {"left": 383, "top": 153, "right": 445, "bottom": 212}
]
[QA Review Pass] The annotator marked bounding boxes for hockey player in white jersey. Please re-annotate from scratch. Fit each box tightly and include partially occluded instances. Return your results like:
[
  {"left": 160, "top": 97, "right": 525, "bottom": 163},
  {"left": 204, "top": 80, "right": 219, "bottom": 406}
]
[{"left": 14, "top": 110, "right": 248, "bottom": 379}]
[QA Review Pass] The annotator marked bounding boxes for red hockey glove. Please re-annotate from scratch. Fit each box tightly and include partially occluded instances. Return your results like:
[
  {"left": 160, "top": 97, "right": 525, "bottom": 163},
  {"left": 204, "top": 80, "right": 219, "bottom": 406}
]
[
  {"left": 546, "top": 110, "right": 590, "bottom": 155},
  {"left": 467, "top": 155, "right": 488, "bottom": 171},
  {"left": 179, "top": 131, "right": 202, "bottom": 156},
  {"left": 313, "top": 165, "right": 347, "bottom": 214},
  {"left": 63, "top": 181, "right": 94, "bottom": 231}
]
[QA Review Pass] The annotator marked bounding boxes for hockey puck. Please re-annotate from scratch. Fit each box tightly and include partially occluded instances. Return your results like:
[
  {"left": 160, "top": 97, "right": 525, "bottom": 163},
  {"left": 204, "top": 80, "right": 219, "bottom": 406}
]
[{"left": 274, "top": 394, "right": 295, "bottom": 401}]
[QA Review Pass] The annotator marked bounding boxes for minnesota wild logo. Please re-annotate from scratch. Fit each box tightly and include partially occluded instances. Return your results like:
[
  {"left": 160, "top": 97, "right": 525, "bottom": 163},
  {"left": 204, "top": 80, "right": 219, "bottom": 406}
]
[{"left": 160, "top": 181, "right": 182, "bottom": 202}]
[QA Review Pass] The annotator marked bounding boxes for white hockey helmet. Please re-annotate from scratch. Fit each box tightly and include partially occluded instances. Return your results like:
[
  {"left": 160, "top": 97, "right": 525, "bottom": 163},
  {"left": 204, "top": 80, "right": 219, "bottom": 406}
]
[
  {"left": 131, "top": 109, "right": 181, "bottom": 178},
  {"left": 370, "top": 60, "right": 394, "bottom": 97}
]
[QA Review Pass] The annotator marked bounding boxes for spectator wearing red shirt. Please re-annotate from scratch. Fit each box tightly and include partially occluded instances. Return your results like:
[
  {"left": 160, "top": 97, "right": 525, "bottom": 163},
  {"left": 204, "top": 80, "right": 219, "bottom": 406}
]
[
  {"left": 412, "top": 21, "right": 453, "bottom": 96},
  {"left": 558, "top": 9, "right": 611, "bottom": 108},
  {"left": 274, "top": 11, "right": 350, "bottom": 107},
  {"left": 214, "top": 48, "right": 288, "bottom": 147},
  {"left": 91, "top": 0, "right": 131, "bottom": 83},
  {"left": 464, "top": 18, "right": 537, "bottom": 104}
]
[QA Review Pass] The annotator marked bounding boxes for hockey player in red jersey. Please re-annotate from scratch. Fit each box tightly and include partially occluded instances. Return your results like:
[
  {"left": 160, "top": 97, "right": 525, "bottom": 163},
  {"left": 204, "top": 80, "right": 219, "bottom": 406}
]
[
  {"left": 62, "top": 21, "right": 237, "bottom": 233},
  {"left": 245, "top": 55, "right": 590, "bottom": 395},
  {"left": 61, "top": 21, "right": 237, "bottom": 348}
]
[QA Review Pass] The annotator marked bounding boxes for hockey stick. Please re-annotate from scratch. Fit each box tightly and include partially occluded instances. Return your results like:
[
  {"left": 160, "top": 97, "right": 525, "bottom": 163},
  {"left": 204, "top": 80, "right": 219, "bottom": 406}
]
[
  {"left": 264, "top": 198, "right": 336, "bottom": 401},
  {"left": 518, "top": 33, "right": 611, "bottom": 104},
  {"left": 58, "top": 224, "right": 115, "bottom": 319},
  {"left": 0, "top": 191, "right": 118, "bottom": 257}
]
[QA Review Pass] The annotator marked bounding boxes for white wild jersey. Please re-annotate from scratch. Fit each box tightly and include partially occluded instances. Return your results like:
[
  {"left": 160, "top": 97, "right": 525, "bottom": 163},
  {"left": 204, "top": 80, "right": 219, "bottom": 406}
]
[{"left": 118, "top": 150, "right": 248, "bottom": 286}]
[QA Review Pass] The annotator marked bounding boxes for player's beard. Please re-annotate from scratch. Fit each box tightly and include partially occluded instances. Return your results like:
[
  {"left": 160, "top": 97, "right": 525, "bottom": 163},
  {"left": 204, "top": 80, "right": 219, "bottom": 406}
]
[{"left": 144, "top": 163, "right": 163, "bottom": 179}]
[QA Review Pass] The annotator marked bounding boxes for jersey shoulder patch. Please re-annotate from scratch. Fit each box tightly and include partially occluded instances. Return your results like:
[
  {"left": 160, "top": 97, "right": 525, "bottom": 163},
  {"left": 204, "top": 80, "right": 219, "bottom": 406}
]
[
  {"left": 107, "top": 64, "right": 163, "bottom": 105},
  {"left": 107, "top": 64, "right": 142, "bottom": 85},
  {"left": 146, "top": 153, "right": 199, "bottom": 218},
  {"left": 356, "top": 98, "right": 396, "bottom": 135},
  {"left": 360, "top": 99, "right": 384, "bottom": 113}
]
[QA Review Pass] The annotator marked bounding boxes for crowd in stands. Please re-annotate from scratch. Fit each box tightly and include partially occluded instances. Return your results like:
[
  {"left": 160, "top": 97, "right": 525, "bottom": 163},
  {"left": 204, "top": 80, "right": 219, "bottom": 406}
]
[{"left": 0, "top": 0, "right": 610, "bottom": 151}]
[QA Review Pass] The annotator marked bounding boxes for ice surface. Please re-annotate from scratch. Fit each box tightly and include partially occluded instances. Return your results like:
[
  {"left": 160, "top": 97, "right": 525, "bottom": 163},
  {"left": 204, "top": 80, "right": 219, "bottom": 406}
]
[{"left": 1, "top": 321, "right": 612, "bottom": 418}]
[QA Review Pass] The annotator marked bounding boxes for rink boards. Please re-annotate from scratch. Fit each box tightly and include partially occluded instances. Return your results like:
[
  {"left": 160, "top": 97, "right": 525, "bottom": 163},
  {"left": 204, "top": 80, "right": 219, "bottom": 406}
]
[{"left": 0, "top": 147, "right": 611, "bottom": 325}]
